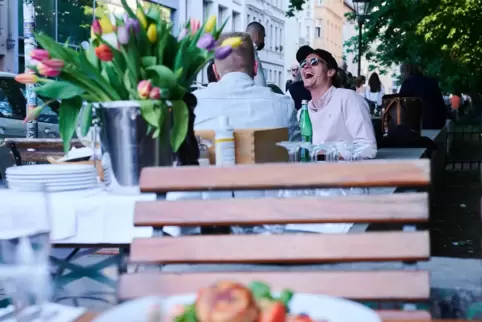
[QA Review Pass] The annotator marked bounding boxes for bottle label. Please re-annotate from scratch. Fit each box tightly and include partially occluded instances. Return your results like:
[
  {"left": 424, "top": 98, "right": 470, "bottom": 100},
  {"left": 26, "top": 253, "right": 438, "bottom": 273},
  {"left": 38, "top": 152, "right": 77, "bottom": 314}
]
[{"left": 215, "top": 139, "right": 236, "bottom": 165}]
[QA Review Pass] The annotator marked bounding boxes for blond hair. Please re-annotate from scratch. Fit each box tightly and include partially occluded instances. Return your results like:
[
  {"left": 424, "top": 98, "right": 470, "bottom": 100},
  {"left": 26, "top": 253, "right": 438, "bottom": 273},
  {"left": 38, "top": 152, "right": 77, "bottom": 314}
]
[{"left": 214, "top": 32, "right": 255, "bottom": 78}]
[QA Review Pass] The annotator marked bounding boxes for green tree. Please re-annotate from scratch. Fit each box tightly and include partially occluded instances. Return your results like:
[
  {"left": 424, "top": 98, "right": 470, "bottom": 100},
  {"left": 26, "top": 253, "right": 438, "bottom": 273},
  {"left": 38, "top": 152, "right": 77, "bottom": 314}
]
[
  {"left": 288, "top": 0, "right": 482, "bottom": 94},
  {"left": 343, "top": 0, "right": 482, "bottom": 94}
]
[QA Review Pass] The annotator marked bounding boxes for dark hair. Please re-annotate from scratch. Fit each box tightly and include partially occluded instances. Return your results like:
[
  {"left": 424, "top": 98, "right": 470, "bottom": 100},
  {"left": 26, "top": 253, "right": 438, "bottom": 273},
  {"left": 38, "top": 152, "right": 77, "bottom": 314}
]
[
  {"left": 355, "top": 77, "right": 364, "bottom": 88},
  {"left": 246, "top": 21, "right": 265, "bottom": 33},
  {"left": 368, "top": 72, "right": 381, "bottom": 93},
  {"left": 360, "top": 75, "right": 366, "bottom": 82},
  {"left": 207, "top": 60, "right": 217, "bottom": 83},
  {"left": 333, "top": 68, "right": 347, "bottom": 88}
]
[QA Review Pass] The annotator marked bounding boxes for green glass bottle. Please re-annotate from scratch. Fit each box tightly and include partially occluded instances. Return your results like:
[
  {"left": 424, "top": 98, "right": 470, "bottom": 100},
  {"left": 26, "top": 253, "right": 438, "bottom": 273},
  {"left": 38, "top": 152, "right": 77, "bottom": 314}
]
[{"left": 299, "top": 100, "right": 313, "bottom": 162}]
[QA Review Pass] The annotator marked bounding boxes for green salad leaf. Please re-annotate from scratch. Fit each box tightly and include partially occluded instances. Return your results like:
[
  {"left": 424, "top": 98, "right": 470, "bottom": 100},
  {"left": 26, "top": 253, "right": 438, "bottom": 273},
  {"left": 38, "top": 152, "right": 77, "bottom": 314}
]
[{"left": 174, "top": 304, "right": 197, "bottom": 322}]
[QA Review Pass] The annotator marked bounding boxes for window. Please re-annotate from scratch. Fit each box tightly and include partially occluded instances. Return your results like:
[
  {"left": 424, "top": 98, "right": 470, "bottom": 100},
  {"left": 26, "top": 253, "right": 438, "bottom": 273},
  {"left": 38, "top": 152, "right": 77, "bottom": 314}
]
[
  {"left": 278, "top": 71, "right": 282, "bottom": 87},
  {"left": 270, "top": 24, "right": 273, "bottom": 49},
  {"left": 306, "top": 26, "right": 310, "bottom": 39},
  {"left": 203, "top": 0, "right": 212, "bottom": 21},
  {"left": 0, "top": 77, "right": 26, "bottom": 120},
  {"left": 218, "top": 5, "right": 227, "bottom": 28},
  {"left": 275, "top": 26, "right": 278, "bottom": 49},
  {"left": 316, "top": 27, "right": 321, "bottom": 38},
  {"left": 232, "top": 11, "right": 241, "bottom": 31}
]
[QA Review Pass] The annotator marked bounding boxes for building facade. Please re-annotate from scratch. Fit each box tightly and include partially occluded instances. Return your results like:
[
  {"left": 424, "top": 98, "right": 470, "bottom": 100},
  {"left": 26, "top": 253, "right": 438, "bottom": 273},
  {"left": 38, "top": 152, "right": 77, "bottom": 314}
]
[
  {"left": 0, "top": 0, "right": 179, "bottom": 74},
  {"left": 184, "top": 0, "right": 246, "bottom": 85},
  {"left": 283, "top": 0, "right": 311, "bottom": 86},
  {"left": 245, "top": 0, "right": 286, "bottom": 89},
  {"left": 312, "top": 0, "right": 344, "bottom": 62}
]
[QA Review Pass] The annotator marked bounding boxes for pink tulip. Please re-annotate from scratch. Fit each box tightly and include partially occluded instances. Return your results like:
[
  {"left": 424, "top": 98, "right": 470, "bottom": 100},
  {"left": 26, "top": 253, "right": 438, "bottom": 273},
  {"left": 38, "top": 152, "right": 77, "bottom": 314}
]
[
  {"left": 92, "top": 19, "right": 102, "bottom": 36},
  {"left": 149, "top": 87, "right": 161, "bottom": 99},
  {"left": 137, "top": 80, "right": 153, "bottom": 99},
  {"left": 177, "top": 28, "right": 188, "bottom": 41},
  {"left": 37, "top": 62, "right": 61, "bottom": 77},
  {"left": 30, "top": 49, "right": 50, "bottom": 62},
  {"left": 42, "top": 59, "right": 64, "bottom": 69},
  {"left": 190, "top": 19, "right": 201, "bottom": 34}
]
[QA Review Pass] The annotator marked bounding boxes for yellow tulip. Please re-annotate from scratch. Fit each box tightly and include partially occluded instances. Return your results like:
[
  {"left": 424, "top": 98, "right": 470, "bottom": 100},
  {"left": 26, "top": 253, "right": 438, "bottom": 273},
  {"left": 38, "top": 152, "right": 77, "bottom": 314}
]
[
  {"left": 221, "top": 37, "right": 242, "bottom": 48},
  {"left": 136, "top": 8, "right": 148, "bottom": 29},
  {"left": 98, "top": 15, "right": 114, "bottom": 34},
  {"left": 147, "top": 24, "right": 157, "bottom": 43},
  {"left": 204, "top": 16, "right": 216, "bottom": 33}
]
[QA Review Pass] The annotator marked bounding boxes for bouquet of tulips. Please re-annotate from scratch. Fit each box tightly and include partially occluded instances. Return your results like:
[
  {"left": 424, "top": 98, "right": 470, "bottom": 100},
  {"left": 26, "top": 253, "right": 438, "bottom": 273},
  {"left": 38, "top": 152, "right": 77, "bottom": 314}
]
[{"left": 15, "top": 0, "right": 241, "bottom": 152}]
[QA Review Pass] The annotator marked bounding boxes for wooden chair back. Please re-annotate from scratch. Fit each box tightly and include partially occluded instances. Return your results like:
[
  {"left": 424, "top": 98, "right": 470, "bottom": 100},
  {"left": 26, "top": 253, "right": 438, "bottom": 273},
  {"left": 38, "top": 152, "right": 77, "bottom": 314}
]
[
  {"left": 119, "top": 160, "right": 431, "bottom": 319},
  {"left": 3, "top": 138, "right": 83, "bottom": 165}
]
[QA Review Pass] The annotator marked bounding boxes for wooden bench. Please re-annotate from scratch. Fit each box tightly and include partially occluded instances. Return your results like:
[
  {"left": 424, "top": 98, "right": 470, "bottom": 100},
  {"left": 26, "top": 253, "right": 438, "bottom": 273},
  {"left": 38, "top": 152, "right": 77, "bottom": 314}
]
[
  {"left": 2, "top": 138, "right": 83, "bottom": 165},
  {"left": 119, "top": 160, "right": 431, "bottom": 319}
]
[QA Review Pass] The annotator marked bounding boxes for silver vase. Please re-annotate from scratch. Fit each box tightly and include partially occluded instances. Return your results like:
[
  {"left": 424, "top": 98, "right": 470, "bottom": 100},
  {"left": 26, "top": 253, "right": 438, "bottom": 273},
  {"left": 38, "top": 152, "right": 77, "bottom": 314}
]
[{"left": 95, "top": 101, "right": 171, "bottom": 194}]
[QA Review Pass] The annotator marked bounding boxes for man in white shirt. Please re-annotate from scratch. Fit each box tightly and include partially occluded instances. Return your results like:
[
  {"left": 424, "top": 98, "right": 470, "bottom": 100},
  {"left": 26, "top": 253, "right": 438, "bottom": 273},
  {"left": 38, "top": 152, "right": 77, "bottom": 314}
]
[
  {"left": 194, "top": 32, "right": 299, "bottom": 141},
  {"left": 246, "top": 22, "right": 267, "bottom": 87},
  {"left": 297, "top": 45, "right": 377, "bottom": 158}
]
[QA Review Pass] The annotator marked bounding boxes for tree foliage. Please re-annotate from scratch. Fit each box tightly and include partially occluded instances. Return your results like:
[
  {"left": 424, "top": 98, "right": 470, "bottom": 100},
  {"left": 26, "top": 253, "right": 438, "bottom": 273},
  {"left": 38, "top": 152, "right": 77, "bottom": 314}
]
[{"left": 288, "top": 0, "right": 482, "bottom": 94}]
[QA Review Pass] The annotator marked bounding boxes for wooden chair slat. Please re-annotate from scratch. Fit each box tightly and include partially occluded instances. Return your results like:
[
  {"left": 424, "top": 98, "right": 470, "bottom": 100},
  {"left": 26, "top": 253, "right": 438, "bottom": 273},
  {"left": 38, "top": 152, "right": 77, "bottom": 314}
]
[
  {"left": 130, "top": 232, "right": 429, "bottom": 264},
  {"left": 20, "top": 151, "right": 64, "bottom": 163},
  {"left": 117, "top": 271, "right": 430, "bottom": 301},
  {"left": 140, "top": 160, "right": 430, "bottom": 192},
  {"left": 134, "top": 192, "right": 428, "bottom": 227},
  {"left": 2, "top": 138, "right": 83, "bottom": 150}
]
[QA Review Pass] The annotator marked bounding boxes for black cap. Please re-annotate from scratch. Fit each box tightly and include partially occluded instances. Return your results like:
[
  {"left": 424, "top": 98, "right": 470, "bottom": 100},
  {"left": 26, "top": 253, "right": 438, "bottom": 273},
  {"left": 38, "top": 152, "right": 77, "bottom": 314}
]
[{"left": 296, "top": 45, "right": 338, "bottom": 71}]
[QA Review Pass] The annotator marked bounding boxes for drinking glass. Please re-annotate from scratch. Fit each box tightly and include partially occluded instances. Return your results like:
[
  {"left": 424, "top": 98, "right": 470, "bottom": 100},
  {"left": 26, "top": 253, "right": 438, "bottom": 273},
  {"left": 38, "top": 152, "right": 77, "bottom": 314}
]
[
  {"left": 276, "top": 141, "right": 302, "bottom": 163},
  {"left": 0, "top": 184, "right": 53, "bottom": 321}
]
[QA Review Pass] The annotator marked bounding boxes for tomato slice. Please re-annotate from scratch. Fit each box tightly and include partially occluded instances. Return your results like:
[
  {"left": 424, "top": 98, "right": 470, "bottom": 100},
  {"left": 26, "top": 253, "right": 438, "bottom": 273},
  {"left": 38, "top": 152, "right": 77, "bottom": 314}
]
[{"left": 259, "top": 301, "right": 286, "bottom": 322}]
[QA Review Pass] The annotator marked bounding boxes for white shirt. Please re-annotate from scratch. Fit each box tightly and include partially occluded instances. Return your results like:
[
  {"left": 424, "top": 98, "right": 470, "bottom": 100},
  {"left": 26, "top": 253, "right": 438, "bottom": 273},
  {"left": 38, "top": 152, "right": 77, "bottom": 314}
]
[
  {"left": 308, "top": 86, "right": 377, "bottom": 159},
  {"left": 194, "top": 72, "right": 300, "bottom": 141},
  {"left": 253, "top": 46, "right": 267, "bottom": 87},
  {"left": 364, "top": 86, "right": 385, "bottom": 106}
]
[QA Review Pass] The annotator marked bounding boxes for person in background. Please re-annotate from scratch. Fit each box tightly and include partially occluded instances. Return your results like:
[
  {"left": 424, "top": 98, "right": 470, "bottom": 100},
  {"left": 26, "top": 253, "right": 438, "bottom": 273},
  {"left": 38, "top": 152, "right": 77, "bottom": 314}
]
[
  {"left": 296, "top": 45, "right": 376, "bottom": 159},
  {"left": 364, "top": 72, "right": 384, "bottom": 106},
  {"left": 288, "top": 70, "right": 311, "bottom": 110},
  {"left": 355, "top": 76, "right": 366, "bottom": 95},
  {"left": 246, "top": 22, "right": 267, "bottom": 87},
  {"left": 206, "top": 60, "right": 217, "bottom": 83},
  {"left": 194, "top": 32, "right": 299, "bottom": 141},
  {"left": 399, "top": 63, "right": 447, "bottom": 129},
  {"left": 285, "top": 63, "right": 299, "bottom": 91}
]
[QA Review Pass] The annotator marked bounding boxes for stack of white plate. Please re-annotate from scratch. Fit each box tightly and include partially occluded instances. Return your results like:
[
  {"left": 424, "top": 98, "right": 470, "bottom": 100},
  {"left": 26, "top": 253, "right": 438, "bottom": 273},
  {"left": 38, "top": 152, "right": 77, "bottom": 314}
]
[{"left": 6, "top": 164, "right": 98, "bottom": 192}]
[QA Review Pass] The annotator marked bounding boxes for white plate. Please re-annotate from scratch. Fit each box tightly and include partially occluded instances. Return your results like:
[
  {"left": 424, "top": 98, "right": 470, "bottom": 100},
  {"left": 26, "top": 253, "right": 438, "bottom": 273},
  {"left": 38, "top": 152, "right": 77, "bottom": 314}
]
[
  {"left": 6, "top": 164, "right": 96, "bottom": 176},
  {"left": 8, "top": 182, "right": 98, "bottom": 192},
  {"left": 93, "top": 294, "right": 381, "bottom": 322},
  {"left": 8, "top": 179, "right": 97, "bottom": 187},
  {"left": 7, "top": 174, "right": 97, "bottom": 183}
]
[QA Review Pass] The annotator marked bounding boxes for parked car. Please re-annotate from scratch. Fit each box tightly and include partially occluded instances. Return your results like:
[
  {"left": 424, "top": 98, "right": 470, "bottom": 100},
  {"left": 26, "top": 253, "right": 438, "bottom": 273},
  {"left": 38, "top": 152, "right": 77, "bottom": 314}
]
[{"left": 0, "top": 72, "right": 61, "bottom": 179}]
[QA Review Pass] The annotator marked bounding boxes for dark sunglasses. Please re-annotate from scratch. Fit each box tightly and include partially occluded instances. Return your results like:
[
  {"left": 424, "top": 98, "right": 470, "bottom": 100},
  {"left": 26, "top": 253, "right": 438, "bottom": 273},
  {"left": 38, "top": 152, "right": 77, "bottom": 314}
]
[
  {"left": 291, "top": 68, "right": 299, "bottom": 72},
  {"left": 300, "top": 57, "right": 323, "bottom": 68}
]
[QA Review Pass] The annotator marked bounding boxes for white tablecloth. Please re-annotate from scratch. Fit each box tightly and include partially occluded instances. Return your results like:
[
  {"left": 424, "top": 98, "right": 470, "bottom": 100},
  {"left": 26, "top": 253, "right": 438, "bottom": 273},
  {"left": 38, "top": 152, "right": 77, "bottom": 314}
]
[{"left": 0, "top": 187, "right": 156, "bottom": 244}]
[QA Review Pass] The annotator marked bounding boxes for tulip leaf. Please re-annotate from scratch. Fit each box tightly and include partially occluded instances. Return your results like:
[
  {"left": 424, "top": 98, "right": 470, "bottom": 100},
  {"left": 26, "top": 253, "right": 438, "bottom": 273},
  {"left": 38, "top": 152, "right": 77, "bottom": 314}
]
[
  {"left": 139, "top": 100, "right": 164, "bottom": 136},
  {"left": 170, "top": 100, "right": 188, "bottom": 152},
  {"left": 80, "top": 102, "right": 93, "bottom": 137},
  {"left": 146, "top": 65, "right": 177, "bottom": 89},
  {"left": 213, "top": 18, "right": 229, "bottom": 39},
  {"left": 35, "top": 32, "right": 79, "bottom": 64},
  {"left": 34, "top": 81, "right": 85, "bottom": 100},
  {"left": 78, "top": 51, "right": 121, "bottom": 100},
  {"left": 141, "top": 56, "right": 157, "bottom": 67},
  {"left": 124, "top": 70, "right": 133, "bottom": 91},
  {"left": 59, "top": 96, "right": 82, "bottom": 153},
  {"left": 104, "top": 62, "right": 127, "bottom": 99}
]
